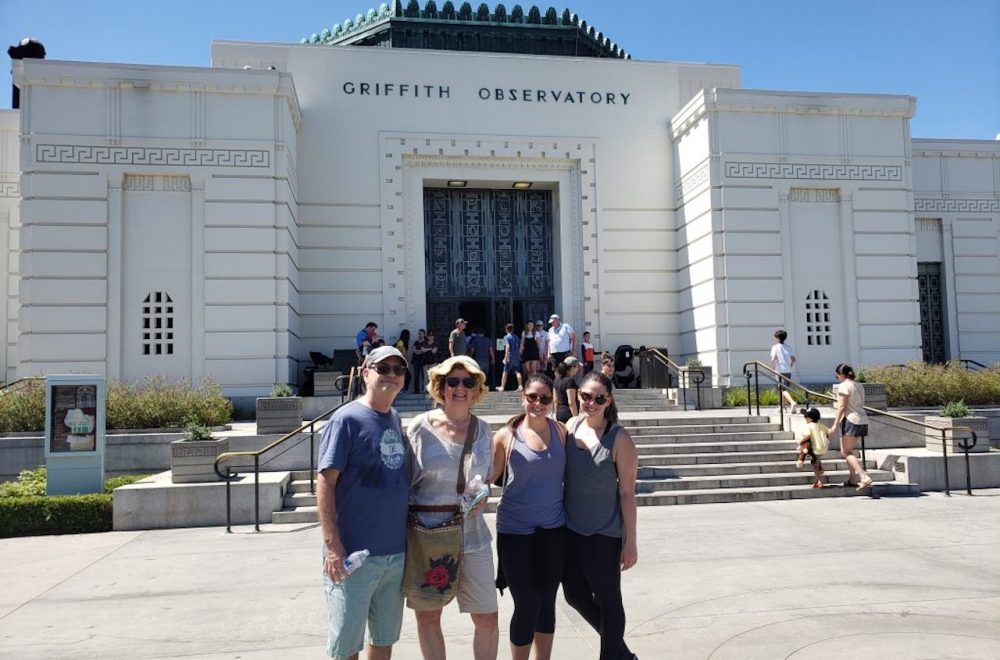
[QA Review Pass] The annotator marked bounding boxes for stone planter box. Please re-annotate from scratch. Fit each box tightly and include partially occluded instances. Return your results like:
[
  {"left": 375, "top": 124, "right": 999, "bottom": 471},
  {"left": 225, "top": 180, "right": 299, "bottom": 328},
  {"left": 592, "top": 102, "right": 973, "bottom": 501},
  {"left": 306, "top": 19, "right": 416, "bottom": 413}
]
[
  {"left": 313, "top": 371, "right": 343, "bottom": 397},
  {"left": 924, "top": 415, "right": 989, "bottom": 453},
  {"left": 831, "top": 382, "right": 888, "bottom": 411},
  {"left": 256, "top": 396, "right": 304, "bottom": 435},
  {"left": 680, "top": 366, "right": 712, "bottom": 388},
  {"left": 171, "top": 437, "right": 230, "bottom": 484}
]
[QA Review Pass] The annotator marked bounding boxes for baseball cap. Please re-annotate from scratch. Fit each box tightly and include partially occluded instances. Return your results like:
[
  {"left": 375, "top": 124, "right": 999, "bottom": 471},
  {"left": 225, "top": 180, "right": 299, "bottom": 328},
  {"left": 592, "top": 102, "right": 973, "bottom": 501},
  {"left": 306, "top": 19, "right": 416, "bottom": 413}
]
[
  {"left": 456, "top": 317, "right": 466, "bottom": 324},
  {"left": 549, "top": 314, "right": 560, "bottom": 322},
  {"left": 364, "top": 345, "right": 408, "bottom": 368},
  {"left": 563, "top": 356, "right": 580, "bottom": 367}
]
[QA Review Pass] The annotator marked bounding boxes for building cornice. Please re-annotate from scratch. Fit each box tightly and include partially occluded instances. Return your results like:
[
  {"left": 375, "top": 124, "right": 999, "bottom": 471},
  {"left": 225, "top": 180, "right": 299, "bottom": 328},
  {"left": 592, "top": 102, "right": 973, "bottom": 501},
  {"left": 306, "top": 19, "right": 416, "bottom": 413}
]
[{"left": 13, "top": 60, "right": 302, "bottom": 130}]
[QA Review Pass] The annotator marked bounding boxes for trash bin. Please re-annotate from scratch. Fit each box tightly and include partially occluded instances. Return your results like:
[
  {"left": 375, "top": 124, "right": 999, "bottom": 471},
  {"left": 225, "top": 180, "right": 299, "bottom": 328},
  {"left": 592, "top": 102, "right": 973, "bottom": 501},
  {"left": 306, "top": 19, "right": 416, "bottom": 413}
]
[{"left": 638, "top": 346, "right": 672, "bottom": 389}]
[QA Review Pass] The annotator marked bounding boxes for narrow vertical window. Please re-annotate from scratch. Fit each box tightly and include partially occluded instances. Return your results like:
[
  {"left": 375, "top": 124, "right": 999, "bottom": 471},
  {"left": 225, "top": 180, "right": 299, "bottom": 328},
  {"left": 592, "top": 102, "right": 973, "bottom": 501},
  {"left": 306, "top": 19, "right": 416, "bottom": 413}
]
[
  {"left": 805, "top": 290, "right": 831, "bottom": 347},
  {"left": 142, "top": 292, "right": 174, "bottom": 356}
]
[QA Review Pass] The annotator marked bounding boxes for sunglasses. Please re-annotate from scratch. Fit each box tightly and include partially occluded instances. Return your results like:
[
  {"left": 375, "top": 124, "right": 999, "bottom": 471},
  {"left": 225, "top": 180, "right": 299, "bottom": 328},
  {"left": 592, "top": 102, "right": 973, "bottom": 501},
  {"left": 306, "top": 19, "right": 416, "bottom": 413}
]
[
  {"left": 524, "top": 392, "right": 554, "bottom": 405},
  {"left": 445, "top": 376, "right": 478, "bottom": 389},
  {"left": 579, "top": 391, "right": 610, "bottom": 406},
  {"left": 371, "top": 364, "right": 407, "bottom": 377}
]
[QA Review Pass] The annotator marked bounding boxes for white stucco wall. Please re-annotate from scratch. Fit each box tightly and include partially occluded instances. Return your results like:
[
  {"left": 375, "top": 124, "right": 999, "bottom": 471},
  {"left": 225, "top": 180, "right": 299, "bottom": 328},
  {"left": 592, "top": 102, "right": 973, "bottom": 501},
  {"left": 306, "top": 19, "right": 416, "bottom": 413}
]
[
  {"left": 912, "top": 139, "right": 1000, "bottom": 365},
  {"left": 12, "top": 59, "right": 300, "bottom": 395},
  {"left": 0, "top": 110, "right": 19, "bottom": 382}
]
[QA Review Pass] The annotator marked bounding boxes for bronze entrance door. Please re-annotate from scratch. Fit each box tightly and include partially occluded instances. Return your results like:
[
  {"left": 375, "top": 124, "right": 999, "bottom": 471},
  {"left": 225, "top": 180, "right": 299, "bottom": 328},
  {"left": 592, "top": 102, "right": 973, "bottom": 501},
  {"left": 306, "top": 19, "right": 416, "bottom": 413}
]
[
  {"left": 424, "top": 188, "right": 554, "bottom": 354},
  {"left": 918, "top": 262, "right": 947, "bottom": 363}
]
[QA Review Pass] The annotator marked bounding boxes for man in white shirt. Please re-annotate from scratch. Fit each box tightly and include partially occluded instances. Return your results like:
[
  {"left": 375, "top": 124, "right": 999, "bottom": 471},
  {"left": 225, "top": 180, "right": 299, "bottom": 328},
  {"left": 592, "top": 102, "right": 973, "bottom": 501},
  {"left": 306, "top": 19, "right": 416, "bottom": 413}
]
[
  {"left": 547, "top": 314, "right": 576, "bottom": 369},
  {"left": 769, "top": 328, "right": 797, "bottom": 411}
]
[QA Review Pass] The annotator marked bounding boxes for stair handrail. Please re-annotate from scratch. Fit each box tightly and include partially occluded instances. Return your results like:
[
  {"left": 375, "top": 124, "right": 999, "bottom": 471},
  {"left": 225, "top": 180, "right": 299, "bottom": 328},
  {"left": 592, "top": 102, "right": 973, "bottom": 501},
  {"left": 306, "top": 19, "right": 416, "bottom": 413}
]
[
  {"left": 955, "top": 358, "right": 989, "bottom": 371},
  {"left": 0, "top": 376, "right": 45, "bottom": 396},
  {"left": 741, "top": 360, "right": 979, "bottom": 495},
  {"left": 213, "top": 366, "right": 361, "bottom": 532},
  {"left": 644, "top": 348, "right": 704, "bottom": 411}
]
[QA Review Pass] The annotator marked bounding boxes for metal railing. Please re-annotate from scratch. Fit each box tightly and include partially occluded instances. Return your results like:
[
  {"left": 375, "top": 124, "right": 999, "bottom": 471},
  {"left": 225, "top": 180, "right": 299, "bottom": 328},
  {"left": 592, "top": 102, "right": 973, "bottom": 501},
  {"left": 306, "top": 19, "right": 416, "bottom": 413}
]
[
  {"left": 642, "top": 348, "right": 705, "bottom": 411},
  {"left": 213, "top": 368, "right": 359, "bottom": 532},
  {"left": 741, "top": 360, "right": 979, "bottom": 496},
  {"left": 956, "top": 359, "right": 989, "bottom": 371}
]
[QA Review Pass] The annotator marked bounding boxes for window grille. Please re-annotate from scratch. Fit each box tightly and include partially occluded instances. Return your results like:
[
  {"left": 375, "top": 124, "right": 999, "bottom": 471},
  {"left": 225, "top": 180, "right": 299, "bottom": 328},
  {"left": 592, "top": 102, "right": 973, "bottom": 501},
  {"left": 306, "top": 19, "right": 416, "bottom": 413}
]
[
  {"left": 142, "top": 292, "right": 174, "bottom": 356},
  {"left": 805, "top": 290, "right": 831, "bottom": 346}
]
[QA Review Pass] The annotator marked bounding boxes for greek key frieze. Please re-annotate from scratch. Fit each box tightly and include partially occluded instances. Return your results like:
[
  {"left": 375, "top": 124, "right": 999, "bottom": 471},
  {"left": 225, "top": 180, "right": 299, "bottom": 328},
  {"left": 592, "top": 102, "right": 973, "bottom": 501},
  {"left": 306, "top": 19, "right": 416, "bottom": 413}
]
[
  {"left": 36, "top": 144, "right": 270, "bottom": 168},
  {"left": 724, "top": 161, "right": 902, "bottom": 182},
  {"left": 914, "top": 198, "right": 1000, "bottom": 213},
  {"left": 0, "top": 181, "right": 18, "bottom": 198}
]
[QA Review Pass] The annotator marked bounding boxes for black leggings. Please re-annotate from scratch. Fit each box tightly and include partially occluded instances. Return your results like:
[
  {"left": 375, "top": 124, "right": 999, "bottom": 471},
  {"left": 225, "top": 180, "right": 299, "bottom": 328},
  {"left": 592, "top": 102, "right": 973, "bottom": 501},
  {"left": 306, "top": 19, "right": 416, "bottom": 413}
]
[
  {"left": 497, "top": 527, "right": 567, "bottom": 647},
  {"left": 562, "top": 531, "right": 633, "bottom": 660}
]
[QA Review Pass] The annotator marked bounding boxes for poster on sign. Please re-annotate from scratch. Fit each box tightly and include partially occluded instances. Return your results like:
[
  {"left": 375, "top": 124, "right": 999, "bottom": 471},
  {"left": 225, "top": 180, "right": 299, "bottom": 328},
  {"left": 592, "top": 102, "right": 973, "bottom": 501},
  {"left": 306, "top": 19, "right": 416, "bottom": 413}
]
[{"left": 48, "top": 384, "right": 98, "bottom": 452}]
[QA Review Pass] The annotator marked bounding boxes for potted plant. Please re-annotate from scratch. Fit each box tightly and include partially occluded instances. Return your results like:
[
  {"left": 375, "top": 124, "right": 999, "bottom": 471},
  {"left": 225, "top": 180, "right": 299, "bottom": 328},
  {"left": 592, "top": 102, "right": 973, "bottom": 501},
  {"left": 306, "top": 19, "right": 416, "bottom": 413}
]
[
  {"left": 170, "top": 418, "right": 230, "bottom": 484},
  {"left": 255, "top": 383, "right": 304, "bottom": 434},
  {"left": 312, "top": 363, "right": 343, "bottom": 397},
  {"left": 925, "top": 400, "right": 988, "bottom": 453},
  {"left": 680, "top": 357, "right": 711, "bottom": 387}
]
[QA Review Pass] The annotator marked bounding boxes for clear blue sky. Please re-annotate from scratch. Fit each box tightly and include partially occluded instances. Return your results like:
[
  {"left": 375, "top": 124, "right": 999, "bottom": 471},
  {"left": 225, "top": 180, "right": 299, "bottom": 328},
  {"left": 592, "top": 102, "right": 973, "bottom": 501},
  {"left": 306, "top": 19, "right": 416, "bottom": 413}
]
[{"left": 3, "top": 0, "right": 998, "bottom": 139}]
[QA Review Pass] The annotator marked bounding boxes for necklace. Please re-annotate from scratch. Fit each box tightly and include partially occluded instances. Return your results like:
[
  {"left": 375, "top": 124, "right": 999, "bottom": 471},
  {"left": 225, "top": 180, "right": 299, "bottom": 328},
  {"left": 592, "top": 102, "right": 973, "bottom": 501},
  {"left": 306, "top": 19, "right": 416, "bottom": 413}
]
[{"left": 437, "top": 410, "right": 471, "bottom": 432}]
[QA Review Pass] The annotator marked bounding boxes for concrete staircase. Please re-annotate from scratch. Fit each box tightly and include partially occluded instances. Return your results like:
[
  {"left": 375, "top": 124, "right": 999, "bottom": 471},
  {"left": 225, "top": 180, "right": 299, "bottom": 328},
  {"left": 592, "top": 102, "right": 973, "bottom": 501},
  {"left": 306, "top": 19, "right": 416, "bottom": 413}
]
[{"left": 270, "top": 391, "right": 917, "bottom": 523}]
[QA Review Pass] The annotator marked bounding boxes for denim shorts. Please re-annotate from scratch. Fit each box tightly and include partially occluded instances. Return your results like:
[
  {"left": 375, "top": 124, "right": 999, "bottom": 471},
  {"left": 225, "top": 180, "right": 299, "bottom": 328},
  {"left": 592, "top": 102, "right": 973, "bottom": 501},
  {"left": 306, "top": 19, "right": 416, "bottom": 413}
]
[
  {"left": 323, "top": 552, "right": 405, "bottom": 658},
  {"left": 841, "top": 419, "right": 869, "bottom": 437}
]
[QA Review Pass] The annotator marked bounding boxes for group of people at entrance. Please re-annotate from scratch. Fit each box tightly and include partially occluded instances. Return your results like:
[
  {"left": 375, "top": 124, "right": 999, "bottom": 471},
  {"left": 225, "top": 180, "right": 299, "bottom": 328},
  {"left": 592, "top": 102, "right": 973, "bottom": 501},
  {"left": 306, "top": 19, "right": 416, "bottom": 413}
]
[{"left": 318, "top": 345, "right": 639, "bottom": 660}]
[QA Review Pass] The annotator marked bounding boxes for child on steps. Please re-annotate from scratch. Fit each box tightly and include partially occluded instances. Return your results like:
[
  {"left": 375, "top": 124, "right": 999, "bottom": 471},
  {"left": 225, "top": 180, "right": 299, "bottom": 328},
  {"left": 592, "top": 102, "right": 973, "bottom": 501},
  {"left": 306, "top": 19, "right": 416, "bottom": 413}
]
[{"left": 797, "top": 408, "right": 829, "bottom": 488}]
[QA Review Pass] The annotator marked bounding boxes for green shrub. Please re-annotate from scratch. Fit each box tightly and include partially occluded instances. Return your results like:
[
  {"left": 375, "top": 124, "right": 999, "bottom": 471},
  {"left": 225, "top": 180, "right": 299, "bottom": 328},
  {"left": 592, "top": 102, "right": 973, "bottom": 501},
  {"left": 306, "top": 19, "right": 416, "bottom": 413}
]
[
  {"left": 271, "top": 383, "right": 295, "bottom": 397},
  {"left": 939, "top": 400, "right": 970, "bottom": 418},
  {"left": 685, "top": 357, "right": 703, "bottom": 368},
  {"left": 722, "top": 387, "right": 781, "bottom": 407},
  {"left": 0, "top": 494, "right": 112, "bottom": 537},
  {"left": 861, "top": 363, "right": 1000, "bottom": 407},
  {"left": 0, "top": 381, "right": 46, "bottom": 433},
  {"left": 0, "top": 466, "right": 47, "bottom": 498},
  {"left": 183, "top": 417, "right": 215, "bottom": 442},
  {"left": 106, "top": 377, "right": 233, "bottom": 429},
  {"left": 102, "top": 473, "right": 152, "bottom": 494}
]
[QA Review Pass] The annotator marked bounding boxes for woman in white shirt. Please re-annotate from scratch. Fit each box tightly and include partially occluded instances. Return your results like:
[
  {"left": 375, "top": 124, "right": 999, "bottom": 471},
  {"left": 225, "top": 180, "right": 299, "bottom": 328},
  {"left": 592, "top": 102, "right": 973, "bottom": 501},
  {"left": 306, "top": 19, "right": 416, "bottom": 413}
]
[{"left": 830, "top": 363, "right": 873, "bottom": 491}]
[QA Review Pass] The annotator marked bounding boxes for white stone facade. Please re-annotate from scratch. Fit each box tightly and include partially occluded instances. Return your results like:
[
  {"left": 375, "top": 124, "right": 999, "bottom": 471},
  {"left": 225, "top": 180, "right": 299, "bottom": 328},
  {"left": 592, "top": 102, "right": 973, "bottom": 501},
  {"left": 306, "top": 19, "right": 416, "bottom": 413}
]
[{"left": 5, "top": 42, "right": 998, "bottom": 393}]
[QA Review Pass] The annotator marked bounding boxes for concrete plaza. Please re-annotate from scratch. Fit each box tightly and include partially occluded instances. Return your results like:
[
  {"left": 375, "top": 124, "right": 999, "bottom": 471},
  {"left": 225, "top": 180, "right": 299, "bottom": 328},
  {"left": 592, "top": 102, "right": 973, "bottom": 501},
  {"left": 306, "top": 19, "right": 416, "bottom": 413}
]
[{"left": 1, "top": 492, "right": 999, "bottom": 660}]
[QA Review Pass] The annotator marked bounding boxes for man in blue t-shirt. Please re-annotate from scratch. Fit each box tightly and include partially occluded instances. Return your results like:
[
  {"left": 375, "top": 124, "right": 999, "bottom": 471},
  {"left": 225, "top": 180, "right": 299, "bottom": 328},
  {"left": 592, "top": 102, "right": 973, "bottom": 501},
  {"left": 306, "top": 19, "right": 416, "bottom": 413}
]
[
  {"left": 496, "top": 322, "right": 523, "bottom": 392},
  {"left": 354, "top": 321, "right": 377, "bottom": 365},
  {"left": 318, "top": 345, "right": 409, "bottom": 659}
]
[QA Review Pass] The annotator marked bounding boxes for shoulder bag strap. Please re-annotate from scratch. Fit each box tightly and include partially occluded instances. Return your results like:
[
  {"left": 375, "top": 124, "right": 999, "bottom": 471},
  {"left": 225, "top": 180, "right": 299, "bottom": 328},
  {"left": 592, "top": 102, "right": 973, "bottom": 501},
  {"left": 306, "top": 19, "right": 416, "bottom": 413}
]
[{"left": 409, "top": 415, "right": 478, "bottom": 514}]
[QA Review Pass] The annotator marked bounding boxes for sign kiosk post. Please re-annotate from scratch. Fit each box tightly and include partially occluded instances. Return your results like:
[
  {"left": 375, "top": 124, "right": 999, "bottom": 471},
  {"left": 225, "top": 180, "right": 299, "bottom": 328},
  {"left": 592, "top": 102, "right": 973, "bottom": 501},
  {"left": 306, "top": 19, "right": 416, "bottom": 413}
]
[{"left": 44, "top": 375, "right": 106, "bottom": 495}]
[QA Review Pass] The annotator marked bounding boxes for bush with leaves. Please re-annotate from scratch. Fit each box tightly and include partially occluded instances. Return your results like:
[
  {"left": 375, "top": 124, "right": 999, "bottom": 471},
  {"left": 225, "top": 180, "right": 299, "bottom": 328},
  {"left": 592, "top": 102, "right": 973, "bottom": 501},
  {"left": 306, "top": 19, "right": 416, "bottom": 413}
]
[
  {"left": 105, "top": 377, "right": 232, "bottom": 429},
  {"left": 861, "top": 362, "right": 1000, "bottom": 407},
  {"left": 938, "top": 400, "right": 971, "bottom": 418},
  {"left": 0, "top": 381, "right": 46, "bottom": 433},
  {"left": 271, "top": 383, "right": 295, "bottom": 398},
  {"left": 722, "top": 387, "right": 781, "bottom": 407}
]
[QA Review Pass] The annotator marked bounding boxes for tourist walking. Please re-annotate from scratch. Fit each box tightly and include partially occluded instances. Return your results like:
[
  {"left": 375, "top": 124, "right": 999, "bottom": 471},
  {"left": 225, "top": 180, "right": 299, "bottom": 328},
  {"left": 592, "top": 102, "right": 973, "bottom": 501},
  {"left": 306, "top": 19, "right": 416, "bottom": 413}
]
[
  {"left": 769, "top": 329, "right": 797, "bottom": 412},
  {"left": 554, "top": 357, "right": 581, "bottom": 423},
  {"left": 468, "top": 326, "right": 495, "bottom": 387},
  {"left": 407, "top": 356, "right": 499, "bottom": 660},
  {"left": 411, "top": 329, "right": 431, "bottom": 394},
  {"left": 520, "top": 321, "right": 543, "bottom": 378},
  {"left": 562, "top": 370, "right": 639, "bottom": 660},
  {"left": 498, "top": 323, "right": 524, "bottom": 392},
  {"left": 449, "top": 318, "right": 468, "bottom": 357},
  {"left": 546, "top": 314, "right": 576, "bottom": 370},
  {"left": 831, "top": 363, "right": 873, "bottom": 491},
  {"left": 491, "top": 374, "right": 567, "bottom": 660},
  {"left": 535, "top": 320, "right": 550, "bottom": 373},
  {"left": 395, "top": 329, "right": 411, "bottom": 392},
  {"left": 317, "top": 346, "right": 410, "bottom": 660},
  {"left": 355, "top": 321, "right": 378, "bottom": 365}
]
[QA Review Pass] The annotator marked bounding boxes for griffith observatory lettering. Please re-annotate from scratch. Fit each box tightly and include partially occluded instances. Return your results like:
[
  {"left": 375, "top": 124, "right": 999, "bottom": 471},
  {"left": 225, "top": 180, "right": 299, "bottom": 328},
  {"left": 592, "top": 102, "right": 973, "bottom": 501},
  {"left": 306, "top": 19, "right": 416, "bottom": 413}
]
[{"left": 341, "top": 81, "right": 630, "bottom": 105}]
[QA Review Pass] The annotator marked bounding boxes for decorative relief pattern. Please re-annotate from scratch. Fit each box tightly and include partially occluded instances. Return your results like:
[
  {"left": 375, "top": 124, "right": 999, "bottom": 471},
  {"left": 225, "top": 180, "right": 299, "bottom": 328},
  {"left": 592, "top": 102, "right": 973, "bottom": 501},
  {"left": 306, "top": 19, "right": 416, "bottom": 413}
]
[
  {"left": 916, "top": 218, "right": 942, "bottom": 232},
  {"left": 788, "top": 188, "right": 840, "bottom": 203},
  {"left": 675, "top": 161, "right": 710, "bottom": 201},
  {"left": 36, "top": 144, "right": 270, "bottom": 168},
  {"left": 124, "top": 175, "right": 192, "bottom": 192},
  {"left": 914, "top": 198, "right": 1000, "bottom": 213},
  {"left": 0, "top": 181, "right": 18, "bottom": 198},
  {"left": 725, "top": 161, "right": 902, "bottom": 182}
]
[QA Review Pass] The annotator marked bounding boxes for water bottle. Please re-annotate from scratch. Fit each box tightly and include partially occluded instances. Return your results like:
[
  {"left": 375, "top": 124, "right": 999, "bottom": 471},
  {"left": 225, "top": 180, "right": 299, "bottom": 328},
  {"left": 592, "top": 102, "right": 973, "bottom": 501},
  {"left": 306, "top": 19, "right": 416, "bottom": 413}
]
[
  {"left": 461, "top": 474, "right": 490, "bottom": 514},
  {"left": 343, "top": 549, "right": 370, "bottom": 575}
]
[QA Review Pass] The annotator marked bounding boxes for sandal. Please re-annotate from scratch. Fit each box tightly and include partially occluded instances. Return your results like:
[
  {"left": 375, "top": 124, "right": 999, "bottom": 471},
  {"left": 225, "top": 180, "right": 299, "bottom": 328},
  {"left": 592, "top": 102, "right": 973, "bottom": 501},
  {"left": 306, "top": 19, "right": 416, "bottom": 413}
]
[
  {"left": 856, "top": 477, "right": 873, "bottom": 491},
  {"left": 812, "top": 481, "right": 823, "bottom": 489}
]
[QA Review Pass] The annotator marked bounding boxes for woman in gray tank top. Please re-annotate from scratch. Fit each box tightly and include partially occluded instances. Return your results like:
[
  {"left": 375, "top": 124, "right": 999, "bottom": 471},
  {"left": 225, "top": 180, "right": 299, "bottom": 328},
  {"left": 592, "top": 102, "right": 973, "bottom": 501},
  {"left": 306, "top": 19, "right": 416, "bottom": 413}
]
[
  {"left": 562, "top": 371, "right": 639, "bottom": 660},
  {"left": 490, "top": 373, "right": 567, "bottom": 660}
]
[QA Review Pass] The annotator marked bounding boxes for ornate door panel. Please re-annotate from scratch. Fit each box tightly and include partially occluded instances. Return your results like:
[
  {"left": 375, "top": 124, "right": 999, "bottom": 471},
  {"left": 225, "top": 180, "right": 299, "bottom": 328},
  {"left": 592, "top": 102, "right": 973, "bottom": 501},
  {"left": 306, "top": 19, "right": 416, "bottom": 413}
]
[
  {"left": 918, "top": 262, "right": 946, "bottom": 363},
  {"left": 425, "top": 188, "right": 554, "bottom": 343}
]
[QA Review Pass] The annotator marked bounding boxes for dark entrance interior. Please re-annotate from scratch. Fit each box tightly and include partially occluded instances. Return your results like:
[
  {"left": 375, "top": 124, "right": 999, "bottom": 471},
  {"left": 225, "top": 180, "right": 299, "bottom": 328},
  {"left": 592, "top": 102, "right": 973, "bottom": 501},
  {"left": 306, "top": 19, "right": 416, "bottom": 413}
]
[
  {"left": 918, "top": 262, "right": 947, "bottom": 363},
  {"left": 424, "top": 187, "right": 555, "bottom": 379}
]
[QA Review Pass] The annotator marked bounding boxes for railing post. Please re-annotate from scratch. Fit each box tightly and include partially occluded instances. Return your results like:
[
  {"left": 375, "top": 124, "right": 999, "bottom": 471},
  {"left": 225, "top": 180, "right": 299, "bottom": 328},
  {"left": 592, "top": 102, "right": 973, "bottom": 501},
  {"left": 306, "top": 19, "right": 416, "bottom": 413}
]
[
  {"left": 941, "top": 429, "right": 951, "bottom": 496},
  {"left": 958, "top": 432, "right": 976, "bottom": 496},
  {"left": 777, "top": 375, "right": 785, "bottom": 431},
  {"left": 744, "top": 369, "right": 752, "bottom": 416},
  {"left": 225, "top": 467, "right": 232, "bottom": 534},
  {"left": 859, "top": 433, "right": 867, "bottom": 467},
  {"left": 696, "top": 377, "right": 702, "bottom": 411},
  {"left": 754, "top": 367, "right": 760, "bottom": 417},
  {"left": 310, "top": 422, "right": 316, "bottom": 495},
  {"left": 680, "top": 368, "right": 688, "bottom": 412},
  {"left": 254, "top": 455, "right": 261, "bottom": 532}
]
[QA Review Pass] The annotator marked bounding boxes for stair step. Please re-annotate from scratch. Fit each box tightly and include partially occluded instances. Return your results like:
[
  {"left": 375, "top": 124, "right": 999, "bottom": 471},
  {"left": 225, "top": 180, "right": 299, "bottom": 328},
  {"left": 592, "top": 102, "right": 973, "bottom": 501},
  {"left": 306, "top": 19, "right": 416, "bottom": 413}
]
[
  {"left": 635, "top": 481, "right": 920, "bottom": 505},
  {"left": 637, "top": 459, "right": 873, "bottom": 478},
  {"left": 635, "top": 469, "right": 894, "bottom": 492},
  {"left": 630, "top": 431, "right": 793, "bottom": 443},
  {"left": 635, "top": 440, "right": 801, "bottom": 455}
]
